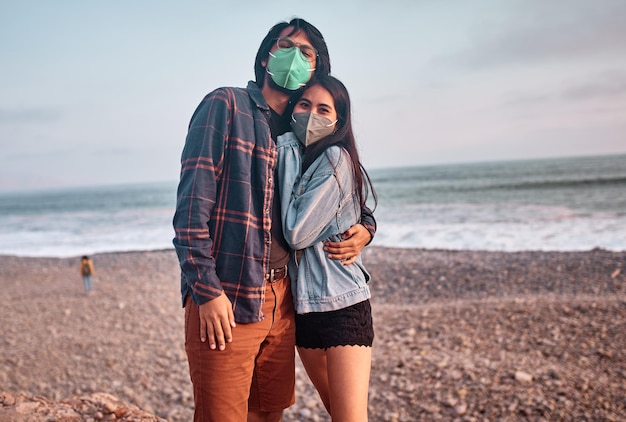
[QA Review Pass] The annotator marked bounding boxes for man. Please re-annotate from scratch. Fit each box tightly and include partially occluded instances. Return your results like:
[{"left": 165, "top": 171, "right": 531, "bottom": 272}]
[{"left": 173, "top": 18, "right": 376, "bottom": 422}]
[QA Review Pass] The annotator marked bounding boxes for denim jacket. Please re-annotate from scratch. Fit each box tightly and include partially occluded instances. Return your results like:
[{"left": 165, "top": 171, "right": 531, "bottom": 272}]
[{"left": 276, "top": 132, "right": 371, "bottom": 314}]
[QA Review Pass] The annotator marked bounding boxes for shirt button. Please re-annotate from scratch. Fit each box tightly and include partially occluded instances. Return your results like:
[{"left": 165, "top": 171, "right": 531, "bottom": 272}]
[{"left": 268, "top": 178, "right": 272, "bottom": 184}]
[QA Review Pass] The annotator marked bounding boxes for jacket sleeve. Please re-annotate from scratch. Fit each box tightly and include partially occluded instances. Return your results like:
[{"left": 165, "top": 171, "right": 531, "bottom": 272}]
[
  {"left": 278, "top": 140, "right": 351, "bottom": 250},
  {"left": 172, "top": 89, "right": 229, "bottom": 305}
]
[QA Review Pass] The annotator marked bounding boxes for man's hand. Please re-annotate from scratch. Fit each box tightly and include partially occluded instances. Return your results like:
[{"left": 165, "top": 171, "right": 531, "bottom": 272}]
[
  {"left": 198, "top": 292, "right": 236, "bottom": 351},
  {"left": 324, "top": 223, "right": 372, "bottom": 265}
]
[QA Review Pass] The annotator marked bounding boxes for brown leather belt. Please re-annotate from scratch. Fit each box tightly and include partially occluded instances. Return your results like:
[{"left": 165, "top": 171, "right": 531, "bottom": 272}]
[{"left": 265, "top": 265, "right": 288, "bottom": 283}]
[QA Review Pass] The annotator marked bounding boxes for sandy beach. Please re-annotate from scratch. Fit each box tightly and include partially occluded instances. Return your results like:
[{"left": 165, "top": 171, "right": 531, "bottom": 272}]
[{"left": 1, "top": 247, "right": 625, "bottom": 421}]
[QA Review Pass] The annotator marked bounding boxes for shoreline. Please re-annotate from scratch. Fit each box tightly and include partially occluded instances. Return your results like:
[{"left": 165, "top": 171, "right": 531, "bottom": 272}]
[
  {"left": 2, "top": 243, "right": 625, "bottom": 260},
  {"left": 1, "top": 248, "right": 625, "bottom": 420}
]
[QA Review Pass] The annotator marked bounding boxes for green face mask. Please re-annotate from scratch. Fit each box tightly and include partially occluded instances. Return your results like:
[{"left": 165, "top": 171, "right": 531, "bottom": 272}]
[{"left": 266, "top": 47, "right": 314, "bottom": 91}]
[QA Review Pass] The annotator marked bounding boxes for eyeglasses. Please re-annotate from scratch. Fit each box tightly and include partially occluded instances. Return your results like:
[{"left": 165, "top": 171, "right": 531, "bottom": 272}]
[{"left": 276, "top": 37, "right": 318, "bottom": 61}]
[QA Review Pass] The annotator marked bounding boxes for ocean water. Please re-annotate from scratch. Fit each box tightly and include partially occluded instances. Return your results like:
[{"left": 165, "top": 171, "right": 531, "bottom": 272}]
[
  {"left": 0, "top": 154, "right": 624, "bottom": 257},
  {"left": 370, "top": 154, "right": 626, "bottom": 252}
]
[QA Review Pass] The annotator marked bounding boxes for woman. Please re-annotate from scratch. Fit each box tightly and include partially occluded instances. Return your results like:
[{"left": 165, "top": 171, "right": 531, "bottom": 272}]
[{"left": 277, "top": 75, "right": 377, "bottom": 421}]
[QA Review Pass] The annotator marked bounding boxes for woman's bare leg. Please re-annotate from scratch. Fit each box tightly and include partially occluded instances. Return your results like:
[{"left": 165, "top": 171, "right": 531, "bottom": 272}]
[
  {"left": 297, "top": 347, "right": 331, "bottom": 413},
  {"left": 326, "top": 345, "right": 371, "bottom": 421}
]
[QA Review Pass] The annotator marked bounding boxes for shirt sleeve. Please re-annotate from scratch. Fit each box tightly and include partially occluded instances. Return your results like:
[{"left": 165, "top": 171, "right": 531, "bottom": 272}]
[
  {"left": 173, "top": 89, "right": 230, "bottom": 305},
  {"left": 360, "top": 205, "right": 376, "bottom": 245}
]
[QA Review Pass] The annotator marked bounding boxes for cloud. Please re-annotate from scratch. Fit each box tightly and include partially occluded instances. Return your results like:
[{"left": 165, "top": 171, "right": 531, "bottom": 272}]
[
  {"left": 0, "top": 107, "right": 62, "bottom": 123},
  {"left": 499, "top": 69, "right": 626, "bottom": 111},
  {"left": 441, "top": 0, "right": 626, "bottom": 68},
  {"left": 560, "top": 71, "right": 626, "bottom": 102}
]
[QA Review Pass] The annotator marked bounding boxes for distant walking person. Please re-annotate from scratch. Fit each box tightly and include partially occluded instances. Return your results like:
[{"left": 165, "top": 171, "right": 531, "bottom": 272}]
[{"left": 80, "top": 256, "right": 94, "bottom": 293}]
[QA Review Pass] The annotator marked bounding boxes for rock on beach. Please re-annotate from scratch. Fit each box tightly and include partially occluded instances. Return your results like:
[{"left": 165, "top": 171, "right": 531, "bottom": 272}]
[{"left": 0, "top": 247, "right": 625, "bottom": 421}]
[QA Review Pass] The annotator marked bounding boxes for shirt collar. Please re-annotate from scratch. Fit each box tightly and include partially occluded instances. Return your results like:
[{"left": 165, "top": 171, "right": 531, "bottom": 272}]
[{"left": 247, "top": 80, "right": 269, "bottom": 112}]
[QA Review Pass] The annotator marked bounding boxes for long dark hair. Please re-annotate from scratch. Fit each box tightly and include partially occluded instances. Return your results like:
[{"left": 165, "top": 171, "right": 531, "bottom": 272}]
[
  {"left": 300, "top": 75, "right": 377, "bottom": 210},
  {"left": 254, "top": 18, "right": 331, "bottom": 87}
]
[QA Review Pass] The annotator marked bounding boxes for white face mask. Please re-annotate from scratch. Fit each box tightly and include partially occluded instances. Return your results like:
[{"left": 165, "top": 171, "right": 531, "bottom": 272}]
[{"left": 290, "top": 112, "right": 337, "bottom": 147}]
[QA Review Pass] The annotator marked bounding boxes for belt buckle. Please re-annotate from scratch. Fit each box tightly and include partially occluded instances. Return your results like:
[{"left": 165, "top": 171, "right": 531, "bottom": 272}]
[{"left": 266, "top": 265, "right": 285, "bottom": 283}]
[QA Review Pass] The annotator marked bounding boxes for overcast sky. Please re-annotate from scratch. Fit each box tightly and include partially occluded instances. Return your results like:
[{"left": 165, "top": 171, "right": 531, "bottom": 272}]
[{"left": 1, "top": 0, "right": 625, "bottom": 192}]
